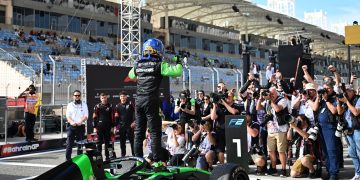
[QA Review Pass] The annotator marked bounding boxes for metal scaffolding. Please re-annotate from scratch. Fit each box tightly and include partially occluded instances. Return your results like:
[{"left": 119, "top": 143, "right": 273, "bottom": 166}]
[{"left": 120, "top": 0, "right": 142, "bottom": 63}]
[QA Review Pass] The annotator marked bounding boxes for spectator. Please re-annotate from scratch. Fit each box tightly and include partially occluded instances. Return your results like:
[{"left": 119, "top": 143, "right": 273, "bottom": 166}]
[
  {"left": 200, "top": 95, "right": 212, "bottom": 121},
  {"left": 266, "top": 63, "right": 275, "bottom": 80}
]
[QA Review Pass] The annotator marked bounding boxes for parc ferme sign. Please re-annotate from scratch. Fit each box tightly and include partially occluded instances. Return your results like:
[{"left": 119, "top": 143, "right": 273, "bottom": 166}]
[{"left": 225, "top": 115, "right": 249, "bottom": 171}]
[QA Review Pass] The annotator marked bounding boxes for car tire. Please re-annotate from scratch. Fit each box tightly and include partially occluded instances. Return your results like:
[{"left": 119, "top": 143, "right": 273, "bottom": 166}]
[{"left": 210, "top": 163, "right": 249, "bottom": 180}]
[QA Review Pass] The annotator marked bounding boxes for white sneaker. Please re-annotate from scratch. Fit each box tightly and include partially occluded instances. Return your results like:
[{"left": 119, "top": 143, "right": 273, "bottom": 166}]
[{"left": 351, "top": 174, "right": 360, "bottom": 180}]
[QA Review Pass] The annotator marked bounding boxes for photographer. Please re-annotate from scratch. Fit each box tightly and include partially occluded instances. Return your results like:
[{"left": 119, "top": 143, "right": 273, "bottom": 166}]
[
  {"left": 243, "top": 84, "right": 258, "bottom": 121},
  {"left": 313, "top": 80, "right": 340, "bottom": 180},
  {"left": 210, "top": 88, "right": 241, "bottom": 164},
  {"left": 266, "top": 87, "right": 289, "bottom": 177},
  {"left": 256, "top": 88, "right": 271, "bottom": 159},
  {"left": 246, "top": 115, "right": 266, "bottom": 175},
  {"left": 337, "top": 84, "right": 360, "bottom": 180},
  {"left": 167, "top": 124, "right": 186, "bottom": 166},
  {"left": 291, "top": 83, "right": 317, "bottom": 126},
  {"left": 174, "top": 91, "right": 196, "bottom": 130},
  {"left": 288, "top": 115, "right": 316, "bottom": 178},
  {"left": 184, "top": 120, "right": 200, "bottom": 150},
  {"left": 193, "top": 120, "right": 216, "bottom": 170}
]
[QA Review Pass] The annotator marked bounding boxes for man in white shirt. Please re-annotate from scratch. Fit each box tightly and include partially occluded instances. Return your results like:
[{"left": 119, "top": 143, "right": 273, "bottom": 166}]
[{"left": 65, "top": 90, "right": 89, "bottom": 161}]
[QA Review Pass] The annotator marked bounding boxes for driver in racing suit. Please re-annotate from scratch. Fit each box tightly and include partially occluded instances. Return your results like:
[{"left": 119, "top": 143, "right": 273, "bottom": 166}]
[{"left": 128, "top": 38, "right": 183, "bottom": 164}]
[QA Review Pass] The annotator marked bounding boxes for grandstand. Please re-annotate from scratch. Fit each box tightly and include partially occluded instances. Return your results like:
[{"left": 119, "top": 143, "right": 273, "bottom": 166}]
[{"left": 0, "top": 0, "right": 359, "bottom": 103}]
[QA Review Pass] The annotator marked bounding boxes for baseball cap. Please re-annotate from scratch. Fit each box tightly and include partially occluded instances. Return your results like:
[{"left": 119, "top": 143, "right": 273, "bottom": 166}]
[
  {"left": 179, "top": 92, "right": 187, "bottom": 99},
  {"left": 304, "top": 83, "right": 316, "bottom": 90}
]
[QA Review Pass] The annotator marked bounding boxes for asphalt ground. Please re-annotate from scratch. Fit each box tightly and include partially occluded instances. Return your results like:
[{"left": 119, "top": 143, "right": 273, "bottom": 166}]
[{"left": 0, "top": 142, "right": 356, "bottom": 180}]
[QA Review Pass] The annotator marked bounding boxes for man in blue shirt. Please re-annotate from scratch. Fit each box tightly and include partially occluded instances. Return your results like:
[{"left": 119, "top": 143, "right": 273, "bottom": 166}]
[
  {"left": 313, "top": 81, "right": 339, "bottom": 180},
  {"left": 337, "top": 84, "right": 360, "bottom": 180}
]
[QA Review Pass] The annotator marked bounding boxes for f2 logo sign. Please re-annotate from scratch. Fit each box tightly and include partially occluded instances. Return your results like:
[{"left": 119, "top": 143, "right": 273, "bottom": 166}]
[
  {"left": 228, "top": 119, "right": 244, "bottom": 127},
  {"left": 232, "top": 139, "right": 241, "bottom": 157}
]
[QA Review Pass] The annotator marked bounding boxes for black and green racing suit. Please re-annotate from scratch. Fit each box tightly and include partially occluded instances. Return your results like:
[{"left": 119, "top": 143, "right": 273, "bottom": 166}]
[{"left": 128, "top": 59, "right": 182, "bottom": 162}]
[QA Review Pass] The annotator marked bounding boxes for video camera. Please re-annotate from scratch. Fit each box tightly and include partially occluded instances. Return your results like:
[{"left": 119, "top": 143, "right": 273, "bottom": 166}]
[{"left": 210, "top": 91, "right": 228, "bottom": 104}]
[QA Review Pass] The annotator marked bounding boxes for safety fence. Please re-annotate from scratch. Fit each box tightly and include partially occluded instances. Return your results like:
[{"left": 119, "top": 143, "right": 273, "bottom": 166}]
[{"left": 0, "top": 104, "right": 66, "bottom": 145}]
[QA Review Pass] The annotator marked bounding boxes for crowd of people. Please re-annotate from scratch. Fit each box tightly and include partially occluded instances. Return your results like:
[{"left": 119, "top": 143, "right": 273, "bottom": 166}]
[
  {"left": 153, "top": 63, "right": 359, "bottom": 180},
  {"left": 16, "top": 38, "right": 360, "bottom": 180}
]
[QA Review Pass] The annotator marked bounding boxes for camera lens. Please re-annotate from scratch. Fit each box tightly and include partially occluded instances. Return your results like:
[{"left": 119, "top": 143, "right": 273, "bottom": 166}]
[{"left": 180, "top": 104, "right": 186, "bottom": 109}]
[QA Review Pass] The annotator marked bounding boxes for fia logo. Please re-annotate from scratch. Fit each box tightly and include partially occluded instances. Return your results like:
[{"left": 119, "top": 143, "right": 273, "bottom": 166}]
[{"left": 228, "top": 118, "right": 244, "bottom": 127}]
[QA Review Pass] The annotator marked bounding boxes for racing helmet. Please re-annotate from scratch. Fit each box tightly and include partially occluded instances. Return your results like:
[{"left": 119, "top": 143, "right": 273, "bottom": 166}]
[{"left": 141, "top": 38, "right": 164, "bottom": 61}]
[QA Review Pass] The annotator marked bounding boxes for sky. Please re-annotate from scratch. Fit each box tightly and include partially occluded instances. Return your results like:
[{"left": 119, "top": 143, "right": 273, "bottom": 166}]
[{"left": 253, "top": 0, "right": 360, "bottom": 25}]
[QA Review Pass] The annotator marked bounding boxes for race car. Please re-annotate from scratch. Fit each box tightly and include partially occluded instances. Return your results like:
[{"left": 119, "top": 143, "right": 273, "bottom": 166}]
[{"left": 35, "top": 140, "right": 249, "bottom": 180}]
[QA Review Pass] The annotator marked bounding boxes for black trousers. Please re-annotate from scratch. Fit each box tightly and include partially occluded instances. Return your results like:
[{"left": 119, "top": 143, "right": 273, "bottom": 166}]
[
  {"left": 134, "top": 96, "right": 162, "bottom": 162},
  {"left": 169, "top": 154, "right": 185, "bottom": 166},
  {"left": 97, "top": 125, "right": 111, "bottom": 159},
  {"left": 119, "top": 126, "right": 134, "bottom": 156},
  {"left": 25, "top": 112, "right": 36, "bottom": 141},
  {"left": 66, "top": 125, "right": 85, "bottom": 160}
]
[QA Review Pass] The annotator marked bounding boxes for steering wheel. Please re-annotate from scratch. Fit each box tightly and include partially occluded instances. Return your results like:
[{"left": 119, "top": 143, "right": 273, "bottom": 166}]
[{"left": 103, "top": 156, "right": 147, "bottom": 179}]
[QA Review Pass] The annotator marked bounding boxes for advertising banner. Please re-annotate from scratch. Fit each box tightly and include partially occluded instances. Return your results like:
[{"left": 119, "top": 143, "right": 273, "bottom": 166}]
[{"left": 86, "top": 65, "right": 170, "bottom": 133}]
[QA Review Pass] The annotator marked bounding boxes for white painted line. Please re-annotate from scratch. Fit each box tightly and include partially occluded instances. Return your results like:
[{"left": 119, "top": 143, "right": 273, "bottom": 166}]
[
  {"left": 17, "top": 176, "right": 38, "bottom": 180},
  {"left": 0, "top": 161, "right": 56, "bottom": 168},
  {"left": 0, "top": 148, "right": 77, "bottom": 161}
]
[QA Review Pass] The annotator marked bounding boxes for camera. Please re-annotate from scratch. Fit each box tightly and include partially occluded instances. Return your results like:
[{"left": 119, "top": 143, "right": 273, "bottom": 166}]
[
  {"left": 284, "top": 114, "right": 296, "bottom": 124},
  {"left": 170, "top": 124, "right": 178, "bottom": 129},
  {"left": 260, "top": 114, "right": 273, "bottom": 127},
  {"left": 307, "top": 126, "right": 319, "bottom": 141},
  {"left": 299, "top": 89, "right": 308, "bottom": 96},
  {"left": 210, "top": 92, "right": 228, "bottom": 104},
  {"left": 335, "top": 122, "right": 345, "bottom": 137},
  {"left": 317, "top": 89, "right": 327, "bottom": 96},
  {"left": 182, "top": 145, "right": 200, "bottom": 164},
  {"left": 261, "top": 89, "right": 270, "bottom": 97},
  {"left": 249, "top": 144, "right": 264, "bottom": 156},
  {"left": 180, "top": 103, "right": 186, "bottom": 109},
  {"left": 336, "top": 93, "right": 345, "bottom": 99}
]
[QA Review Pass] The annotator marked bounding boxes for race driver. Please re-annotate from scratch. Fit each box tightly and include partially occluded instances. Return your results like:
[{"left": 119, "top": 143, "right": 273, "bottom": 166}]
[{"left": 128, "top": 38, "right": 182, "bottom": 165}]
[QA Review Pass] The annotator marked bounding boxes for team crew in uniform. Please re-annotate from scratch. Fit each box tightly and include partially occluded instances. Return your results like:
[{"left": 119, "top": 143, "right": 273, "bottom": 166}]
[
  {"left": 93, "top": 93, "right": 115, "bottom": 161},
  {"left": 115, "top": 91, "right": 135, "bottom": 157}
]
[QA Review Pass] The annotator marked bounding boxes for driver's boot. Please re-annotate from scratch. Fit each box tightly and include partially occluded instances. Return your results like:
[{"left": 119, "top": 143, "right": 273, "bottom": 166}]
[{"left": 152, "top": 161, "right": 167, "bottom": 172}]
